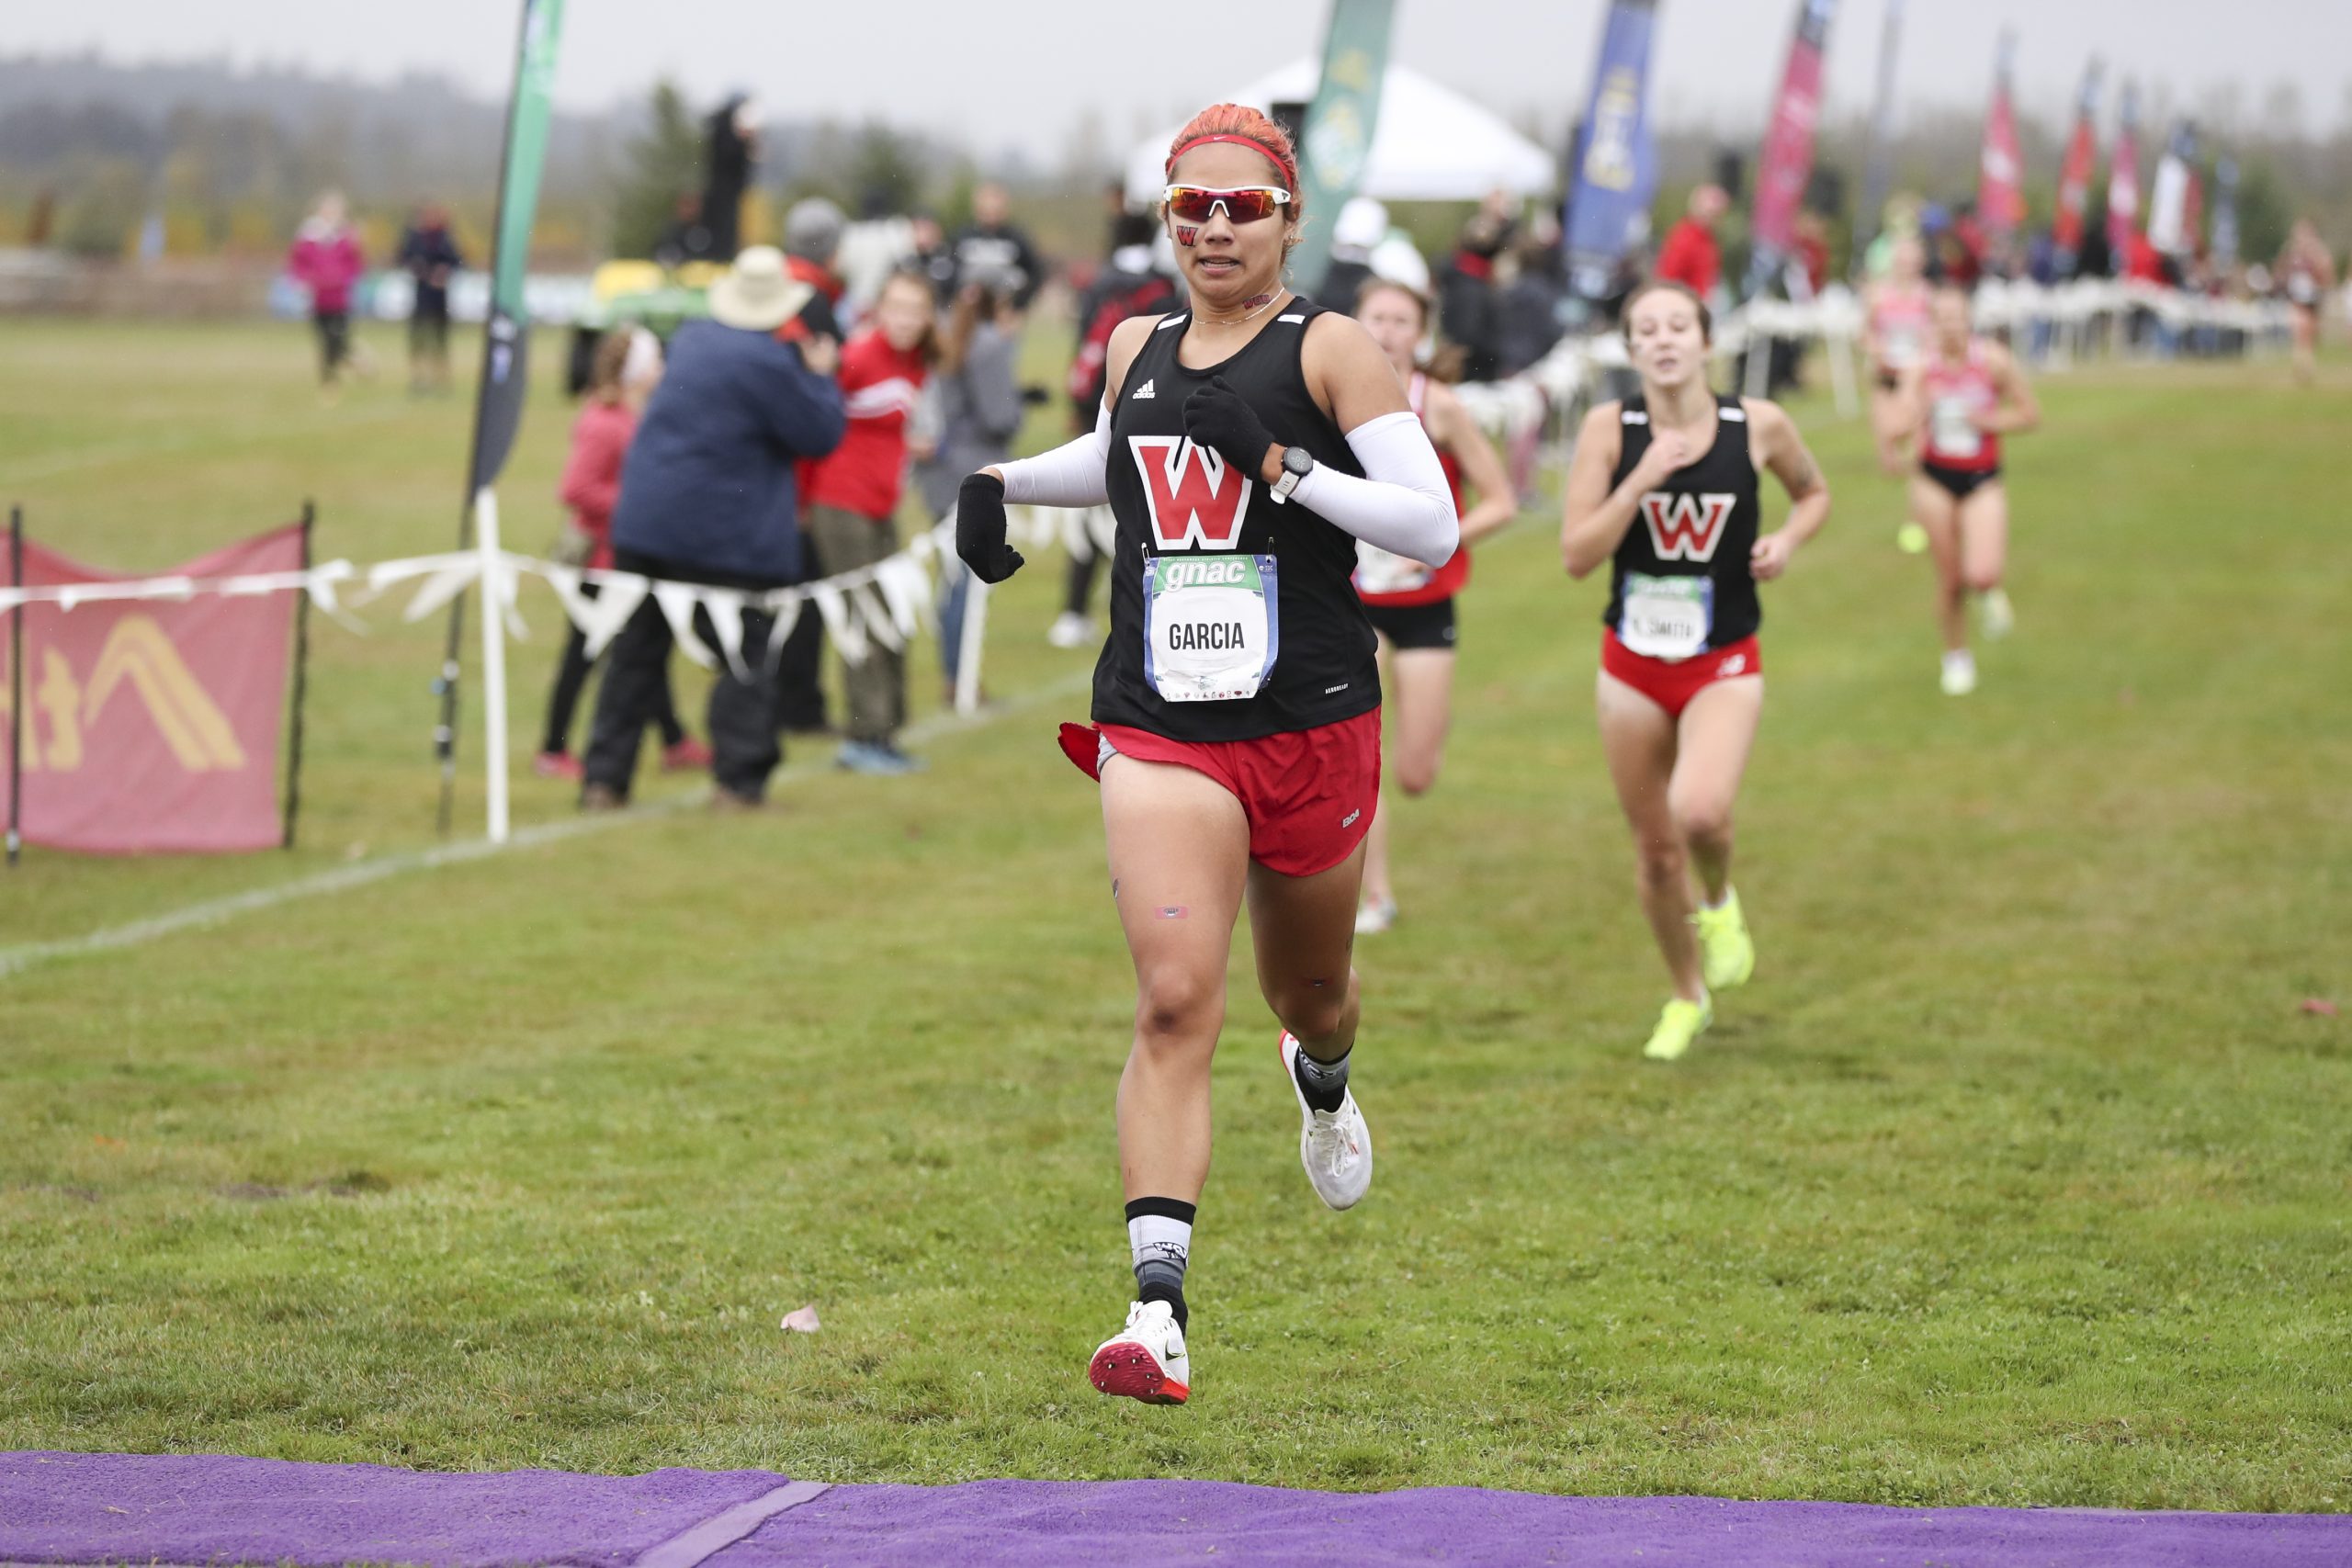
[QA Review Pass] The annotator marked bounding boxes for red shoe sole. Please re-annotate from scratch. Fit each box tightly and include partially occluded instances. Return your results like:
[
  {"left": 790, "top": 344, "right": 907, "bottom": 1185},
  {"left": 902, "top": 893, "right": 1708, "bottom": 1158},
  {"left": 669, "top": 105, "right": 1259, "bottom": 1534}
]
[{"left": 1089, "top": 1339, "right": 1188, "bottom": 1404}]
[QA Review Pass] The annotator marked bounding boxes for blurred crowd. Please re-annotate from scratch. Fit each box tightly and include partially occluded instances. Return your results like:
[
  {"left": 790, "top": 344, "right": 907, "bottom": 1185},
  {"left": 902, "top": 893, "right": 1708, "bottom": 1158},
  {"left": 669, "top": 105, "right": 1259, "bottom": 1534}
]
[{"left": 273, "top": 108, "right": 2346, "bottom": 807}]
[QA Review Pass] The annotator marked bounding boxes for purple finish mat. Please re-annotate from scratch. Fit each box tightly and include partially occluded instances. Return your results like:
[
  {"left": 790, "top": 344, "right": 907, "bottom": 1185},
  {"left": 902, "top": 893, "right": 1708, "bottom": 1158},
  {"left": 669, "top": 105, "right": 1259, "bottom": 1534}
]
[
  {"left": 0, "top": 1451, "right": 797, "bottom": 1568},
  {"left": 3, "top": 1451, "right": 2345, "bottom": 1568}
]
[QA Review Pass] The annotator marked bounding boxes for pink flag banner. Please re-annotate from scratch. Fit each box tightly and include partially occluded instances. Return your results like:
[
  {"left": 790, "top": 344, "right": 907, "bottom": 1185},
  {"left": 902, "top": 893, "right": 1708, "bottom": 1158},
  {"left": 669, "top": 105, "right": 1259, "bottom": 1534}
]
[
  {"left": 1976, "top": 37, "right": 2027, "bottom": 246},
  {"left": 2052, "top": 63, "right": 2103, "bottom": 265},
  {"left": 2107, "top": 85, "right": 2143, "bottom": 260},
  {"left": 1749, "top": 0, "right": 1838, "bottom": 270}
]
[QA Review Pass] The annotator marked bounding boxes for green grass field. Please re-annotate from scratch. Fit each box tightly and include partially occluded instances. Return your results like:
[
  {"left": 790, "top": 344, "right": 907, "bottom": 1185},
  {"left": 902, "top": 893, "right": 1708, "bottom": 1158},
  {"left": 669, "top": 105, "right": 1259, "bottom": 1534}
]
[{"left": 1, "top": 320, "right": 2347, "bottom": 1511}]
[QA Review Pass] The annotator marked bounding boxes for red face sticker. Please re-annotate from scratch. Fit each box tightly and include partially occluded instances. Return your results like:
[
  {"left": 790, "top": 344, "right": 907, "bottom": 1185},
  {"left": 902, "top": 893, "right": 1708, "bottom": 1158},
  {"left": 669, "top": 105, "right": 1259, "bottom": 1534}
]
[{"left": 1174, "top": 225, "right": 1199, "bottom": 247}]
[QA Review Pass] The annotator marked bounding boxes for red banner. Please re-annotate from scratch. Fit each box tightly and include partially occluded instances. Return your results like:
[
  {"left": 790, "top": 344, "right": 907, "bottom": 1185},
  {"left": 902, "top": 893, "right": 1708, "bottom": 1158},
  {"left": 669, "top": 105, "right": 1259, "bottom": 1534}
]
[
  {"left": 3, "top": 525, "right": 302, "bottom": 854},
  {"left": 1978, "top": 76, "right": 2026, "bottom": 245},
  {"left": 2052, "top": 114, "right": 2098, "bottom": 255},
  {"left": 2108, "top": 110, "right": 2142, "bottom": 260},
  {"left": 1750, "top": 0, "right": 1836, "bottom": 264}
]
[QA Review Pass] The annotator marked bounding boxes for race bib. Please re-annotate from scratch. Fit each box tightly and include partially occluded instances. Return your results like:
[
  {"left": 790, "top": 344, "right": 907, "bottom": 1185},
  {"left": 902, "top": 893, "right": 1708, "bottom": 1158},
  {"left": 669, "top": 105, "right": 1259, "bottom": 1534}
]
[
  {"left": 1931, "top": 395, "right": 1984, "bottom": 459},
  {"left": 1620, "top": 571, "right": 1713, "bottom": 661},
  {"left": 1352, "top": 539, "right": 1433, "bottom": 598},
  {"left": 1882, "top": 325, "right": 1921, "bottom": 370},
  {"left": 1143, "top": 553, "right": 1279, "bottom": 703}
]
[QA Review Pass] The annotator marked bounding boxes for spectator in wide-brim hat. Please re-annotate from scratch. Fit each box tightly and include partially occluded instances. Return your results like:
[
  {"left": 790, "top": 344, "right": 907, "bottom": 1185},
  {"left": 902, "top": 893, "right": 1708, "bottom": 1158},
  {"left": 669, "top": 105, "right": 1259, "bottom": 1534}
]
[{"left": 579, "top": 246, "right": 845, "bottom": 811}]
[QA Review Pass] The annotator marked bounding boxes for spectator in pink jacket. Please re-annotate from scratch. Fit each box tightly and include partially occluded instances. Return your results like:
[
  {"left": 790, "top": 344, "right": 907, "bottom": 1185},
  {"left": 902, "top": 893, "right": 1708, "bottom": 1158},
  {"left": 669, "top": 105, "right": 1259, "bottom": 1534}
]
[
  {"left": 288, "top": 190, "right": 367, "bottom": 397},
  {"left": 536, "top": 328, "right": 709, "bottom": 781}
]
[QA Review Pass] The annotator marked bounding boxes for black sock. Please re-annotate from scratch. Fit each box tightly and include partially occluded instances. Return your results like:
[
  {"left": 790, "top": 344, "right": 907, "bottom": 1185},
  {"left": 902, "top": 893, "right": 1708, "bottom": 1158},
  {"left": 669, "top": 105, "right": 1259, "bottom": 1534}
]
[
  {"left": 1125, "top": 1195, "right": 1193, "bottom": 1333},
  {"left": 1292, "top": 1043, "right": 1351, "bottom": 1114}
]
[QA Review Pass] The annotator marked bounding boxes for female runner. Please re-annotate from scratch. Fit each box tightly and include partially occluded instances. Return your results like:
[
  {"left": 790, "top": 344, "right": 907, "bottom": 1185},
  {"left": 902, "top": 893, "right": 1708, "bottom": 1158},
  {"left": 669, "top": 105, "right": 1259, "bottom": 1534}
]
[
  {"left": 1904, "top": 282, "right": 2039, "bottom": 696},
  {"left": 1561, "top": 280, "right": 1830, "bottom": 1062},
  {"left": 1862, "top": 235, "right": 1933, "bottom": 477},
  {"left": 953, "top": 105, "right": 1459, "bottom": 1404},
  {"left": 1349, "top": 279, "right": 1518, "bottom": 934},
  {"left": 2276, "top": 220, "right": 2337, "bottom": 387}
]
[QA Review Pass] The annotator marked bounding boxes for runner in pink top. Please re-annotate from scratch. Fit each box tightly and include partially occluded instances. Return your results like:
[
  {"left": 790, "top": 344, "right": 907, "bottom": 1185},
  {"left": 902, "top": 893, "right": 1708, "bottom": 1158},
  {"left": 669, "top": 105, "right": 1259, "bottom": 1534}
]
[
  {"left": 287, "top": 191, "right": 366, "bottom": 395},
  {"left": 1862, "top": 236, "right": 1932, "bottom": 475},
  {"left": 1901, "top": 283, "right": 2040, "bottom": 696}
]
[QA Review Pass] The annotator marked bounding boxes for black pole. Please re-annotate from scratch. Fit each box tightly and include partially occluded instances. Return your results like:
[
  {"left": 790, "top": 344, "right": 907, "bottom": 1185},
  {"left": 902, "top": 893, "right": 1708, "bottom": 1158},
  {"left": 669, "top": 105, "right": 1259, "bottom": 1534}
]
[
  {"left": 7, "top": 504, "right": 23, "bottom": 868},
  {"left": 435, "top": 0, "right": 537, "bottom": 837},
  {"left": 282, "top": 502, "right": 315, "bottom": 851}
]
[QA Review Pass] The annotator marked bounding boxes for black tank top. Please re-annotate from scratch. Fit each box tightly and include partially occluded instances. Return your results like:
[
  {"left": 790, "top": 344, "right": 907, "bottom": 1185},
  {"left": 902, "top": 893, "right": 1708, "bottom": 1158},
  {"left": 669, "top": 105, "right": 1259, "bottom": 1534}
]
[
  {"left": 1093, "top": 299, "right": 1379, "bottom": 741},
  {"left": 1603, "top": 392, "right": 1763, "bottom": 652}
]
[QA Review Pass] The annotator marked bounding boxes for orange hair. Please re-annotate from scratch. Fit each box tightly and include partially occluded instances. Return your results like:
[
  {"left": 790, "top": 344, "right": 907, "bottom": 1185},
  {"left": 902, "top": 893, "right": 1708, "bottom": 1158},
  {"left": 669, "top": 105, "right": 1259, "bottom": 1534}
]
[{"left": 1165, "top": 104, "right": 1300, "bottom": 208}]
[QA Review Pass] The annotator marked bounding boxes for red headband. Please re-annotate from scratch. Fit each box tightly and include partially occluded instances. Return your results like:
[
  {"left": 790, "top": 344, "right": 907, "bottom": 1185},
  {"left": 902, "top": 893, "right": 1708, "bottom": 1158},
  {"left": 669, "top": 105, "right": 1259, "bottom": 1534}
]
[{"left": 1165, "top": 132, "right": 1296, "bottom": 194}]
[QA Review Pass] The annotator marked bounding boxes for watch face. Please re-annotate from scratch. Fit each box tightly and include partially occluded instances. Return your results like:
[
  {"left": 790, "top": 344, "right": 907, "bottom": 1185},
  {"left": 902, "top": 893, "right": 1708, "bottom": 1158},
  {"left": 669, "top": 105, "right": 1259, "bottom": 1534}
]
[{"left": 1283, "top": 446, "right": 1313, "bottom": 478}]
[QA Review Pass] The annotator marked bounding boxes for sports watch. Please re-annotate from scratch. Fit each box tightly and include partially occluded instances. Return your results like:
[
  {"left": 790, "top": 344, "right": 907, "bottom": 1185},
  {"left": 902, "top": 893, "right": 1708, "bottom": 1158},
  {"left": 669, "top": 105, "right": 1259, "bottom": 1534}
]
[{"left": 1269, "top": 444, "right": 1314, "bottom": 504}]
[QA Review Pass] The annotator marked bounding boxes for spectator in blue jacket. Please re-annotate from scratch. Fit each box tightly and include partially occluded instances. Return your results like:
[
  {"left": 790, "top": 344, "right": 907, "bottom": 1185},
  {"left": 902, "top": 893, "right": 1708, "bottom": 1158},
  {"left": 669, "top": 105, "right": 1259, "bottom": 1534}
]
[{"left": 581, "top": 247, "right": 845, "bottom": 810}]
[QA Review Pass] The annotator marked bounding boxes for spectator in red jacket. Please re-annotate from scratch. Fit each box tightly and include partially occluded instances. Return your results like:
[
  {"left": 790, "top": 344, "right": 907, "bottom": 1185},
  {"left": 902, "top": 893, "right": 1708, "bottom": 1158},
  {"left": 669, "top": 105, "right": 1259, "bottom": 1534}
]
[
  {"left": 800, "top": 267, "right": 937, "bottom": 774},
  {"left": 535, "top": 328, "right": 707, "bottom": 781},
  {"left": 1656, "top": 184, "right": 1728, "bottom": 302},
  {"left": 288, "top": 191, "right": 367, "bottom": 397}
]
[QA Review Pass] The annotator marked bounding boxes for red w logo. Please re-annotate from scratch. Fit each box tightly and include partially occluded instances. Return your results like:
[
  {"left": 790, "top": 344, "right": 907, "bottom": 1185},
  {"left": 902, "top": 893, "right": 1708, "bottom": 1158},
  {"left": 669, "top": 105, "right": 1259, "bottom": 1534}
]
[
  {"left": 1129, "top": 436, "right": 1252, "bottom": 550},
  {"left": 1638, "top": 492, "right": 1736, "bottom": 562}
]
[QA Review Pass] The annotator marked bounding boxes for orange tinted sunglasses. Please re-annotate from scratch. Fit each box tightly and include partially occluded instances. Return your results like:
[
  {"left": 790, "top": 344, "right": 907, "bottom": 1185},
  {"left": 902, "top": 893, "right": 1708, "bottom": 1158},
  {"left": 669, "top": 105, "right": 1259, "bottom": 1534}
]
[{"left": 1162, "top": 186, "right": 1293, "bottom": 225}]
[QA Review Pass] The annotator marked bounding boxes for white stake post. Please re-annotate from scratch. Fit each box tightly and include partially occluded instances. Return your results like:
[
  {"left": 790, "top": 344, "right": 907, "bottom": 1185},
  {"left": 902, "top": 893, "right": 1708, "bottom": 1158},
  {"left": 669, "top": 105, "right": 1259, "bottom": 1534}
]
[
  {"left": 474, "top": 487, "right": 511, "bottom": 844},
  {"left": 955, "top": 570, "right": 989, "bottom": 717},
  {"left": 1824, "top": 321, "right": 1858, "bottom": 418}
]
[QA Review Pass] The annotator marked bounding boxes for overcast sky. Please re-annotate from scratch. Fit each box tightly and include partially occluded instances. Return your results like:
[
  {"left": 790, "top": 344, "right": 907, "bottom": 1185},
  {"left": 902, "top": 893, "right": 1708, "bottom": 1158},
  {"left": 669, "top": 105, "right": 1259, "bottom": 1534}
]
[{"left": 19, "top": 0, "right": 2351, "bottom": 155}]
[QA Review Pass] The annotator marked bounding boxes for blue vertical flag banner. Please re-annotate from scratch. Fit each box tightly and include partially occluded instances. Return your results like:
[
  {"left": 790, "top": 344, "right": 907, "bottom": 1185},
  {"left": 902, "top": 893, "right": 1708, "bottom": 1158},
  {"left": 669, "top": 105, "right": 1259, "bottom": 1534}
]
[
  {"left": 2211, "top": 153, "right": 2240, "bottom": 271},
  {"left": 1564, "top": 0, "right": 1661, "bottom": 301},
  {"left": 467, "top": 0, "right": 567, "bottom": 496},
  {"left": 1289, "top": 0, "right": 1397, "bottom": 298},
  {"left": 1855, "top": 0, "right": 1907, "bottom": 262}
]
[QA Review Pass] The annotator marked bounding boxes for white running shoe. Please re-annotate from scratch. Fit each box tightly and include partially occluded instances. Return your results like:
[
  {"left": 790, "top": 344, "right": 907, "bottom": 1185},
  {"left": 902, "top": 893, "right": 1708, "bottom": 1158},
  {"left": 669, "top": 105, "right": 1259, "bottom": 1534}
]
[
  {"left": 1046, "top": 612, "right": 1096, "bottom": 649},
  {"left": 1979, "top": 588, "right": 2015, "bottom": 641},
  {"left": 1089, "top": 1299, "right": 1190, "bottom": 1405},
  {"left": 1353, "top": 897, "right": 1397, "bottom": 935},
  {"left": 1280, "top": 1031, "right": 1373, "bottom": 1211},
  {"left": 1940, "top": 649, "right": 1978, "bottom": 696}
]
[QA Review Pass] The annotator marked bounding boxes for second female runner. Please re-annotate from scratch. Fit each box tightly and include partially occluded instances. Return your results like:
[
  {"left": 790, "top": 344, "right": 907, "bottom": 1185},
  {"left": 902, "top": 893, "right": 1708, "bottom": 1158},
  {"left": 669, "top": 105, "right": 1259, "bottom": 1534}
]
[
  {"left": 1562, "top": 280, "right": 1830, "bottom": 1062},
  {"left": 954, "top": 105, "right": 1458, "bottom": 1405},
  {"left": 1349, "top": 278, "right": 1518, "bottom": 935}
]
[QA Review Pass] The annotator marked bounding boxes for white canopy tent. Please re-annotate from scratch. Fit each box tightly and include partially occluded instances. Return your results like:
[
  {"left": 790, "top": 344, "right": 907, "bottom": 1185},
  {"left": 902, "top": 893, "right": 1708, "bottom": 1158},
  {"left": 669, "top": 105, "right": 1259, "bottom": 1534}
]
[{"left": 1124, "top": 61, "right": 1558, "bottom": 207}]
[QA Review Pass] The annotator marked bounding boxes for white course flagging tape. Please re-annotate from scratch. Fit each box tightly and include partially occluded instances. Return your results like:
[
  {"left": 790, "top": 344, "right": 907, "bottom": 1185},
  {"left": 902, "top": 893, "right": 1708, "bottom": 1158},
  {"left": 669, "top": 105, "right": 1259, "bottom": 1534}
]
[{"left": 0, "top": 668, "right": 1094, "bottom": 982}]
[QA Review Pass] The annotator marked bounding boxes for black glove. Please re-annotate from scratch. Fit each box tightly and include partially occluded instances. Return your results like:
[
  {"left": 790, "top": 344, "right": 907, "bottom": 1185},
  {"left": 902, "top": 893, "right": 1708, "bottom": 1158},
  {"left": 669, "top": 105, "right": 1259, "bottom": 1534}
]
[
  {"left": 1182, "top": 375, "right": 1276, "bottom": 480},
  {"left": 1020, "top": 384, "right": 1052, "bottom": 406},
  {"left": 956, "top": 471, "right": 1025, "bottom": 584}
]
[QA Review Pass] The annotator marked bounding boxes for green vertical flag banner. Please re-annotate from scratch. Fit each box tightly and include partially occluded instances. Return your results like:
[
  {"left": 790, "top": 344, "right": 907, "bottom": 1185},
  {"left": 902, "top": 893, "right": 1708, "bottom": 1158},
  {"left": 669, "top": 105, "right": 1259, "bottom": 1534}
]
[
  {"left": 1289, "top": 0, "right": 1396, "bottom": 299},
  {"left": 468, "top": 0, "right": 566, "bottom": 496}
]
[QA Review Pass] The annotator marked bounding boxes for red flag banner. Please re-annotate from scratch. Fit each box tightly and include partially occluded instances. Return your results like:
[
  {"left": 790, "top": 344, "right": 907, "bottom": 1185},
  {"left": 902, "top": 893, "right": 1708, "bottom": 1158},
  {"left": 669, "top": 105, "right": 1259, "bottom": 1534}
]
[
  {"left": 2, "top": 525, "right": 302, "bottom": 854},
  {"left": 1750, "top": 0, "right": 1837, "bottom": 267},
  {"left": 2052, "top": 63, "right": 2102, "bottom": 262},
  {"left": 2107, "top": 88, "right": 2142, "bottom": 260},
  {"left": 1978, "top": 68, "right": 2026, "bottom": 245},
  {"left": 2052, "top": 115, "right": 2098, "bottom": 255}
]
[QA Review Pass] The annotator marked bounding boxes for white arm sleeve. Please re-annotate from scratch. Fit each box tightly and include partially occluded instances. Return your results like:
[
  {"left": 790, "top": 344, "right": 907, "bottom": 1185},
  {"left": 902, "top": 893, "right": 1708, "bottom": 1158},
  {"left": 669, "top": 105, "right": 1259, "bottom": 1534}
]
[
  {"left": 996, "top": 402, "right": 1112, "bottom": 508},
  {"left": 1290, "top": 411, "right": 1461, "bottom": 566}
]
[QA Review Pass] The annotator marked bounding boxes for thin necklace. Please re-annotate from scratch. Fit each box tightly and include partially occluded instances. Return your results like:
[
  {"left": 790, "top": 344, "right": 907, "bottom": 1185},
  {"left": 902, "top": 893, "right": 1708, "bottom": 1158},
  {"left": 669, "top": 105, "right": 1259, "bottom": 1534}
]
[{"left": 1195, "top": 288, "right": 1284, "bottom": 328}]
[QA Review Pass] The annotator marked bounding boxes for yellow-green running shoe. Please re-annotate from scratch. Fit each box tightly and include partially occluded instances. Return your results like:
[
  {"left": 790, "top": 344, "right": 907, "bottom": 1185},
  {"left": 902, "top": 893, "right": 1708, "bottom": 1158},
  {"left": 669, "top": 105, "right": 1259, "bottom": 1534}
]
[
  {"left": 1692, "top": 888, "right": 1756, "bottom": 990},
  {"left": 1642, "top": 994, "right": 1714, "bottom": 1061},
  {"left": 1895, "top": 521, "right": 1929, "bottom": 554}
]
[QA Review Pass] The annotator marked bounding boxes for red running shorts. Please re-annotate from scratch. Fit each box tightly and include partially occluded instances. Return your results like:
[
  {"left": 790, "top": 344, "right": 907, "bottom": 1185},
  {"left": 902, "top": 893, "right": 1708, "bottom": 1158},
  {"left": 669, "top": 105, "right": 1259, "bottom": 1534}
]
[
  {"left": 1058, "top": 709, "right": 1382, "bottom": 878},
  {"left": 1600, "top": 631, "right": 1763, "bottom": 719}
]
